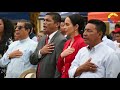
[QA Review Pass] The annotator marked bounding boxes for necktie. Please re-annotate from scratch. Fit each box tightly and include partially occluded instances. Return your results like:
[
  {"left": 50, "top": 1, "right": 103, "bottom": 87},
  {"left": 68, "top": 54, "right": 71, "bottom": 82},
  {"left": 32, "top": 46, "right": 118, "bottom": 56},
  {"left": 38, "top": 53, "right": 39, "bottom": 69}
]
[
  {"left": 45, "top": 35, "right": 49, "bottom": 44},
  {"left": 36, "top": 36, "right": 49, "bottom": 78}
]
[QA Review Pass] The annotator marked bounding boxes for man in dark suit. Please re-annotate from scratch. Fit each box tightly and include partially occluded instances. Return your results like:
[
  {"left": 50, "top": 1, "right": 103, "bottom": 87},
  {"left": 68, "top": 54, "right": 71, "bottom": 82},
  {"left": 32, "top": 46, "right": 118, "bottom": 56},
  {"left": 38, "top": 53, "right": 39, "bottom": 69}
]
[{"left": 30, "top": 12, "right": 67, "bottom": 78}]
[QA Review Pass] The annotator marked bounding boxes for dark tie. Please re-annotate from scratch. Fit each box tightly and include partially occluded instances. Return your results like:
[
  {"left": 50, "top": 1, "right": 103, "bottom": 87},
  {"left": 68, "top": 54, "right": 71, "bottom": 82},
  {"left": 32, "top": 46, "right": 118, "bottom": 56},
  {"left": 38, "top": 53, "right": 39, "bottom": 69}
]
[{"left": 36, "top": 36, "right": 49, "bottom": 78}]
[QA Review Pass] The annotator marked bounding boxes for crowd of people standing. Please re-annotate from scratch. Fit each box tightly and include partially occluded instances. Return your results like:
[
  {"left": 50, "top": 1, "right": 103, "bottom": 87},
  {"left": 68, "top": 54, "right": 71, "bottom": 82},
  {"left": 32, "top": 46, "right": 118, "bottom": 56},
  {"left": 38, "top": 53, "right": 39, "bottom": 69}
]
[{"left": 0, "top": 12, "right": 120, "bottom": 78}]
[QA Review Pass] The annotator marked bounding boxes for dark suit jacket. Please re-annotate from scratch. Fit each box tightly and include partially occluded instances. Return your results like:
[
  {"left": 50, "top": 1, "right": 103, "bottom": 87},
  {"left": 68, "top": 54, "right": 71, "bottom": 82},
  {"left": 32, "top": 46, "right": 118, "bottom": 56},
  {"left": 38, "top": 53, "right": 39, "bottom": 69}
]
[{"left": 30, "top": 31, "right": 67, "bottom": 78}]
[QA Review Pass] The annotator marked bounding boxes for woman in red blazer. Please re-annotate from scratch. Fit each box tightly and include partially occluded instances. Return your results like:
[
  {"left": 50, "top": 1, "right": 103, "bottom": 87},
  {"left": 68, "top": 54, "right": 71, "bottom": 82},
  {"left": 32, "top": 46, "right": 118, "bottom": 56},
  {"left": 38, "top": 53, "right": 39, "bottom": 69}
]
[{"left": 57, "top": 14, "right": 87, "bottom": 78}]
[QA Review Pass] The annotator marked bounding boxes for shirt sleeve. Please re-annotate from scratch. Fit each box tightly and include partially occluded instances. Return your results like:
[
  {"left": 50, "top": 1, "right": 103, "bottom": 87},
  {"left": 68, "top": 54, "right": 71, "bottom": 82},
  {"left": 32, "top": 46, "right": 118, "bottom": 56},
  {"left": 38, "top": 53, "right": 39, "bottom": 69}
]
[
  {"left": 105, "top": 51, "right": 120, "bottom": 78},
  {"left": 38, "top": 50, "right": 42, "bottom": 58},
  {"left": 0, "top": 44, "right": 13, "bottom": 67},
  {"left": 0, "top": 52, "right": 11, "bottom": 67},
  {"left": 115, "top": 48, "right": 120, "bottom": 60}
]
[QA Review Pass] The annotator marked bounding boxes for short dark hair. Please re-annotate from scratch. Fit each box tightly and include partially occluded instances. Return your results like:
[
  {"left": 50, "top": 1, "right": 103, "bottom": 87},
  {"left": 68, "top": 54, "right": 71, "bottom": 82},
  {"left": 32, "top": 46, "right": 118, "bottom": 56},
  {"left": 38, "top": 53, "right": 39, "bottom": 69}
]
[
  {"left": 88, "top": 19, "right": 106, "bottom": 38},
  {"left": 115, "top": 24, "right": 120, "bottom": 29},
  {"left": 18, "top": 19, "right": 33, "bottom": 32},
  {"left": 46, "top": 12, "right": 61, "bottom": 23},
  {"left": 68, "top": 14, "right": 85, "bottom": 35}
]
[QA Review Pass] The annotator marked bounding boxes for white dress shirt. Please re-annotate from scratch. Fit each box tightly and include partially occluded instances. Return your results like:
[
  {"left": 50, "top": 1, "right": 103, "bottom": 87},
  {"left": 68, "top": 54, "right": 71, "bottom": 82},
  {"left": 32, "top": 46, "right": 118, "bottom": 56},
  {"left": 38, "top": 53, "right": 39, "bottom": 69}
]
[
  {"left": 0, "top": 37, "right": 38, "bottom": 78},
  {"left": 69, "top": 42, "right": 120, "bottom": 78},
  {"left": 114, "top": 40, "right": 120, "bottom": 49},
  {"left": 115, "top": 48, "right": 120, "bottom": 60},
  {"left": 102, "top": 36, "right": 116, "bottom": 50},
  {"left": 32, "top": 36, "right": 38, "bottom": 42}
]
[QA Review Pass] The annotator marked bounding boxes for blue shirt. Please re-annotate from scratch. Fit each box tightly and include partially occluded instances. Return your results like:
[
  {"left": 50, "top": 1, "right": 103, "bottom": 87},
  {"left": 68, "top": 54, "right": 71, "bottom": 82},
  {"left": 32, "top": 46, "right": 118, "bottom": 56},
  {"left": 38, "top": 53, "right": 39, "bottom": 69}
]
[{"left": 0, "top": 37, "right": 38, "bottom": 78}]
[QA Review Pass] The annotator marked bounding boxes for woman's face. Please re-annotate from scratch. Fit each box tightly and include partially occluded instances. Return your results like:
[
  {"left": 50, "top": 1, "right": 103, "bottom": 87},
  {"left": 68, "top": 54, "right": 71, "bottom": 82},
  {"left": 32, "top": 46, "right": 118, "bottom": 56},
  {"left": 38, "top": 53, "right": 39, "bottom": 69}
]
[
  {"left": 64, "top": 17, "right": 75, "bottom": 36},
  {"left": 0, "top": 19, "right": 4, "bottom": 33}
]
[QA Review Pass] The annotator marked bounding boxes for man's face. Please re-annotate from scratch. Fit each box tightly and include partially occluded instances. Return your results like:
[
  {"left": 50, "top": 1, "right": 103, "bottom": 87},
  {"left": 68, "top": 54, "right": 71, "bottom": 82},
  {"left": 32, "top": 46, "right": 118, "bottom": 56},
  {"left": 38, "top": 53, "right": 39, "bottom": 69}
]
[
  {"left": 15, "top": 22, "right": 29, "bottom": 40},
  {"left": 115, "top": 33, "right": 120, "bottom": 43},
  {"left": 14, "top": 31, "right": 20, "bottom": 41},
  {"left": 0, "top": 19, "right": 4, "bottom": 33},
  {"left": 60, "top": 22, "right": 65, "bottom": 34},
  {"left": 83, "top": 23, "right": 102, "bottom": 47},
  {"left": 43, "top": 15, "right": 57, "bottom": 35}
]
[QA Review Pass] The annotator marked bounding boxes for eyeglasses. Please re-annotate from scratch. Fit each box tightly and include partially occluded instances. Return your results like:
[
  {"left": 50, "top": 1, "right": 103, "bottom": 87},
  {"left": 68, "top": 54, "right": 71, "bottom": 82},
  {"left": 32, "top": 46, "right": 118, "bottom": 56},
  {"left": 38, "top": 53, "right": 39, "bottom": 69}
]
[{"left": 15, "top": 26, "right": 25, "bottom": 30}]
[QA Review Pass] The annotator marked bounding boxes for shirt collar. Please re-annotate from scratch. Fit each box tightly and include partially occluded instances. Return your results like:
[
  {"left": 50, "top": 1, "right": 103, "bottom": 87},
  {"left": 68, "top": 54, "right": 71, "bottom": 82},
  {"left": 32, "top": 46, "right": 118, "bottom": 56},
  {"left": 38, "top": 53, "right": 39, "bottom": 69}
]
[
  {"left": 64, "top": 35, "right": 67, "bottom": 37},
  {"left": 19, "top": 37, "right": 30, "bottom": 43},
  {"left": 102, "top": 36, "right": 107, "bottom": 41},
  {"left": 47, "top": 30, "right": 58, "bottom": 42},
  {"left": 87, "top": 42, "right": 103, "bottom": 51}
]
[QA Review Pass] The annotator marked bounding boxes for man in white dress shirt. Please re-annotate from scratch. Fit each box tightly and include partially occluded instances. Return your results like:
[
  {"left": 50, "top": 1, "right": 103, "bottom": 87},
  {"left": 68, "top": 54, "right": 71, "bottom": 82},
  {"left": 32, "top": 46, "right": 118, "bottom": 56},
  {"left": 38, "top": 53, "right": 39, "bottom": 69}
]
[
  {"left": 0, "top": 19, "right": 38, "bottom": 78},
  {"left": 69, "top": 19, "right": 120, "bottom": 78},
  {"left": 102, "top": 35, "right": 116, "bottom": 50},
  {"left": 112, "top": 28, "right": 120, "bottom": 49}
]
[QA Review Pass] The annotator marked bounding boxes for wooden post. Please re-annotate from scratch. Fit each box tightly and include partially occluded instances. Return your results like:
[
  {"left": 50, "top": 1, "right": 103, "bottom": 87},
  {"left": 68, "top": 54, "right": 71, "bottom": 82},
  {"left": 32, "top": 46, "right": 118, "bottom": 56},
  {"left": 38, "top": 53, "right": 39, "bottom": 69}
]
[{"left": 30, "top": 12, "right": 40, "bottom": 35}]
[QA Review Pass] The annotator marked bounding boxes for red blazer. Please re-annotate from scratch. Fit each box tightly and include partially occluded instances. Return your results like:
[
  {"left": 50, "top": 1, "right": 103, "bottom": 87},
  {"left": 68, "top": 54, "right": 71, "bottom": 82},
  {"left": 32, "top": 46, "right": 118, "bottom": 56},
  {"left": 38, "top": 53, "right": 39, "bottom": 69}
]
[{"left": 57, "top": 34, "right": 87, "bottom": 78}]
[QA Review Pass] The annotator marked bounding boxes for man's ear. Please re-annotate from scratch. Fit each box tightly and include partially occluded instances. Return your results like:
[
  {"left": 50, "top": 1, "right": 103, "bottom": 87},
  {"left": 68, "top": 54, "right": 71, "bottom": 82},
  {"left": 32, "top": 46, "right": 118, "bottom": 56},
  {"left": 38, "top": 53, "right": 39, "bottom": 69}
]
[
  {"left": 27, "top": 29, "right": 31, "bottom": 34},
  {"left": 98, "top": 31, "right": 103, "bottom": 38},
  {"left": 56, "top": 22, "right": 60, "bottom": 28}
]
